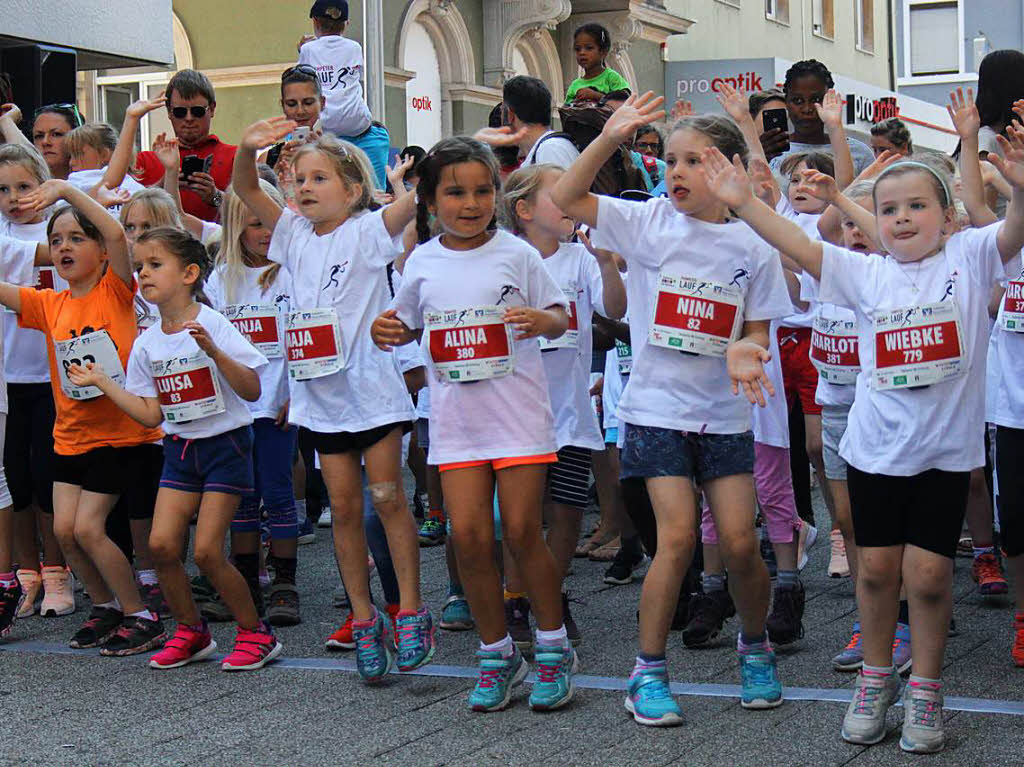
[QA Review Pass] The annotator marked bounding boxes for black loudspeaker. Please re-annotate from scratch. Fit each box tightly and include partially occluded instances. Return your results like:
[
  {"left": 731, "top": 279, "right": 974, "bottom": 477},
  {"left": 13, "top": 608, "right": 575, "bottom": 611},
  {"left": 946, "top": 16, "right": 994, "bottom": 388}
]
[{"left": 1, "top": 44, "right": 77, "bottom": 125}]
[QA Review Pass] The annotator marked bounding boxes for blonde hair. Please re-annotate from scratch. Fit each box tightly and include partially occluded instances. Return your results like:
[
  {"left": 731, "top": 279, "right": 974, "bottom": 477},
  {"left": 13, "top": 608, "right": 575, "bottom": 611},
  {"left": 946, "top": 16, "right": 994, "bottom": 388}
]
[
  {"left": 291, "top": 134, "right": 375, "bottom": 214},
  {"left": 216, "top": 181, "right": 285, "bottom": 303},
  {"left": 501, "top": 163, "right": 562, "bottom": 235},
  {"left": 119, "top": 188, "right": 184, "bottom": 231},
  {"left": 66, "top": 123, "right": 117, "bottom": 161},
  {"left": 0, "top": 143, "right": 51, "bottom": 184}
]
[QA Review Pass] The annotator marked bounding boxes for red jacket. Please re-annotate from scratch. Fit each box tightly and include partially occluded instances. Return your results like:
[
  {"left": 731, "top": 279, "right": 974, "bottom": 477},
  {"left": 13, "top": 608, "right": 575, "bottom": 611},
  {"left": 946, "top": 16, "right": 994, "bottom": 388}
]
[{"left": 135, "top": 134, "right": 237, "bottom": 222}]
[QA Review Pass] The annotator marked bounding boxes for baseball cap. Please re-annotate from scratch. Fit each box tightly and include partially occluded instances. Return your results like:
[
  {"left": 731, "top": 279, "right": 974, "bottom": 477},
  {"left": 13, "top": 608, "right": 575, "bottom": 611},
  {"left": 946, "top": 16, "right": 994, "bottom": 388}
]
[{"left": 310, "top": 1, "right": 348, "bottom": 20}]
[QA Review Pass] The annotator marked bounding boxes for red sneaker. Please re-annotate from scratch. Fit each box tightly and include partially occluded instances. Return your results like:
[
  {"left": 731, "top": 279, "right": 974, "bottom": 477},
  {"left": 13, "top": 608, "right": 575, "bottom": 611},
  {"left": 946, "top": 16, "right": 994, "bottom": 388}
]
[
  {"left": 971, "top": 552, "right": 1009, "bottom": 596},
  {"left": 221, "top": 622, "right": 282, "bottom": 671},
  {"left": 150, "top": 622, "right": 217, "bottom": 669},
  {"left": 326, "top": 612, "right": 355, "bottom": 650},
  {"left": 1013, "top": 614, "right": 1024, "bottom": 668}
]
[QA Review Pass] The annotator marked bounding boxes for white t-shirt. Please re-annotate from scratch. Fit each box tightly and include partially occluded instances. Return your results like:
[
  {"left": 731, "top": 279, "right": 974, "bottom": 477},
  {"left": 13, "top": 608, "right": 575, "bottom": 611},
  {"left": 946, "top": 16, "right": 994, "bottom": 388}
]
[
  {"left": 818, "top": 225, "right": 1004, "bottom": 475},
  {"left": 268, "top": 206, "right": 413, "bottom": 433},
  {"left": 298, "top": 35, "right": 372, "bottom": 138},
  {"left": 602, "top": 342, "right": 624, "bottom": 431},
  {"left": 593, "top": 195, "right": 792, "bottom": 434},
  {"left": 66, "top": 168, "right": 146, "bottom": 218},
  {"left": 125, "top": 304, "right": 268, "bottom": 438},
  {"left": 524, "top": 131, "right": 580, "bottom": 169},
  {"left": 414, "top": 343, "right": 431, "bottom": 420},
  {"left": 204, "top": 262, "right": 292, "bottom": 420},
  {"left": 1, "top": 217, "right": 68, "bottom": 383},
  {"left": 751, "top": 319, "right": 789, "bottom": 448},
  {"left": 200, "top": 221, "right": 222, "bottom": 246},
  {"left": 986, "top": 253, "right": 1024, "bottom": 428},
  {"left": 0, "top": 234, "right": 41, "bottom": 412},
  {"left": 391, "top": 229, "right": 567, "bottom": 465},
  {"left": 539, "top": 242, "right": 607, "bottom": 451},
  {"left": 800, "top": 271, "right": 857, "bottom": 409},
  {"left": 776, "top": 197, "right": 822, "bottom": 328}
]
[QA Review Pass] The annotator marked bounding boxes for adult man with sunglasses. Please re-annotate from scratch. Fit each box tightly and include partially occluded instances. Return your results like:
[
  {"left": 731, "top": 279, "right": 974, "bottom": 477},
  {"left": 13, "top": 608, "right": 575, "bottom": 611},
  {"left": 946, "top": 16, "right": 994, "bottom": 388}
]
[{"left": 135, "top": 69, "right": 236, "bottom": 222}]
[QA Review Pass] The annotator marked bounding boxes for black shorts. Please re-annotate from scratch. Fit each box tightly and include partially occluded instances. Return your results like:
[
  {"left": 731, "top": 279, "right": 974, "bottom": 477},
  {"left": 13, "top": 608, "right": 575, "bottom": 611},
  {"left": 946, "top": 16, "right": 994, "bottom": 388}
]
[
  {"left": 301, "top": 422, "right": 411, "bottom": 456},
  {"left": 111, "top": 443, "right": 164, "bottom": 521},
  {"left": 548, "top": 445, "right": 592, "bottom": 509},
  {"left": 4, "top": 382, "right": 56, "bottom": 513},
  {"left": 995, "top": 426, "right": 1024, "bottom": 557},
  {"left": 53, "top": 444, "right": 156, "bottom": 497},
  {"left": 847, "top": 465, "right": 969, "bottom": 558}
]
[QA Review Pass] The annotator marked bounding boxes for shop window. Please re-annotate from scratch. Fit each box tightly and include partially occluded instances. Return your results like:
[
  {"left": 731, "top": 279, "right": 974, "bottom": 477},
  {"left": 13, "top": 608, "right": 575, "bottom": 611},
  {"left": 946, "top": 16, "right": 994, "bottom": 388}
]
[
  {"left": 856, "top": 0, "right": 875, "bottom": 53},
  {"left": 766, "top": 0, "right": 789, "bottom": 24},
  {"left": 909, "top": 2, "right": 959, "bottom": 74},
  {"left": 813, "top": 0, "right": 834, "bottom": 40}
]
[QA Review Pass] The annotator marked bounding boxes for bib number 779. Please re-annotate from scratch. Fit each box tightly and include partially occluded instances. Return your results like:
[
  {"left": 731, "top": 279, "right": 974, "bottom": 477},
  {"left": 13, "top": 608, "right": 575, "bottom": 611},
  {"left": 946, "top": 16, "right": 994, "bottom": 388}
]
[{"left": 903, "top": 349, "right": 923, "bottom": 363}]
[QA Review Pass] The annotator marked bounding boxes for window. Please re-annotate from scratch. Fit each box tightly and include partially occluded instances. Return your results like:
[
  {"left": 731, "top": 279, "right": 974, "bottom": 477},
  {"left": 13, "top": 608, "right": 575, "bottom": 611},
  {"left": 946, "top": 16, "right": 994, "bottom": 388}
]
[
  {"left": 856, "top": 0, "right": 874, "bottom": 52},
  {"left": 909, "top": 2, "right": 959, "bottom": 74},
  {"left": 765, "top": 0, "right": 789, "bottom": 24},
  {"left": 813, "top": 0, "right": 834, "bottom": 39}
]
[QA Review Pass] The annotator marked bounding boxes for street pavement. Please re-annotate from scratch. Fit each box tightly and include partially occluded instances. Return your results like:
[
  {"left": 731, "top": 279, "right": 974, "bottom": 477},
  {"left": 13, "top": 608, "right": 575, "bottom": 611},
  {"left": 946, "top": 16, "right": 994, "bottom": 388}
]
[{"left": 2, "top": 487, "right": 1023, "bottom": 767}]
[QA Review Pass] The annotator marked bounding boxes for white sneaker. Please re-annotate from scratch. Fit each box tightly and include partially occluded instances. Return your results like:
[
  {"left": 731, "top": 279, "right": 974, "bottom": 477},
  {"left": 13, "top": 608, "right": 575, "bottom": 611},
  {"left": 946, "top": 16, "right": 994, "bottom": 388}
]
[
  {"left": 40, "top": 566, "right": 76, "bottom": 617},
  {"left": 317, "top": 507, "right": 333, "bottom": 528},
  {"left": 841, "top": 668, "right": 901, "bottom": 745},
  {"left": 827, "top": 529, "right": 850, "bottom": 578},
  {"left": 899, "top": 680, "right": 945, "bottom": 753},
  {"left": 796, "top": 520, "right": 818, "bottom": 571}
]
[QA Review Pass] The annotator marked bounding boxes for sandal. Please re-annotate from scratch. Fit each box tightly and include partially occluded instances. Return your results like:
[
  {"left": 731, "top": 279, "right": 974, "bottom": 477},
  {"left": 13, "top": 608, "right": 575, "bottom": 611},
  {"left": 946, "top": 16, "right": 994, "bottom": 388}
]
[
  {"left": 574, "top": 529, "right": 617, "bottom": 558},
  {"left": 588, "top": 536, "right": 622, "bottom": 562}
]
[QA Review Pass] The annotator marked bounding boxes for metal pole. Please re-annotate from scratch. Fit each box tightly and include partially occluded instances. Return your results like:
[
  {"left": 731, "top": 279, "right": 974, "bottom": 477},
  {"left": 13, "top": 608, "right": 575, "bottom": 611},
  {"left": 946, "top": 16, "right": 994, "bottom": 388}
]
[{"left": 363, "top": 0, "right": 385, "bottom": 122}]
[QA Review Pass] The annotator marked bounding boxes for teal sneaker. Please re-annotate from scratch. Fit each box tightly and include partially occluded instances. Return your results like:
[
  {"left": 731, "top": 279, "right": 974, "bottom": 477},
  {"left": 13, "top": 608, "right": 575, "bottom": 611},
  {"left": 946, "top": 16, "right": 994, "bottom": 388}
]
[
  {"left": 396, "top": 607, "right": 436, "bottom": 672},
  {"left": 352, "top": 607, "right": 394, "bottom": 683},
  {"left": 469, "top": 646, "right": 527, "bottom": 712},
  {"left": 624, "top": 668, "right": 683, "bottom": 726},
  {"left": 528, "top": 644, "right": 578, "bottom": 711},
  {"left": 440, "top": 594, "right": 473, "bottom": 631},
  {"left": 739, "top": 647, "right": 784, "bottom": 709}
]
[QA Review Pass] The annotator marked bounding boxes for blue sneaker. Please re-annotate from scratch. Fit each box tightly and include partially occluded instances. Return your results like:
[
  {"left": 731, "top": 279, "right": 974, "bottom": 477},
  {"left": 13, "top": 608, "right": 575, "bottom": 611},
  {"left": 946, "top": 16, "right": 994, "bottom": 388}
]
[
  {"left": 440, "top": 594, "right": 473, "bottom": 631},
  {"left": 529, "top": 644, "right": 578, "bottom": 711},
  {"left": 739, "top": 647, "right": 784, "bottom": 709},
  {"left": 625, "top": 667, "right": 683, "bottom": 726},
  {"left": 893, "top": 622, "right": 912, "bottom": 675},
  {"left": 833, "top": 622, "right": 864, "bottom": 671},
  {"left": 469, "top": 646, "right": 527, "bottom": 712},
  {"left": 352, "top": 607, "right": 394, "bottom": 683},
  {"left": 396, "top": 607, "right": 436, "bottom": 671}
]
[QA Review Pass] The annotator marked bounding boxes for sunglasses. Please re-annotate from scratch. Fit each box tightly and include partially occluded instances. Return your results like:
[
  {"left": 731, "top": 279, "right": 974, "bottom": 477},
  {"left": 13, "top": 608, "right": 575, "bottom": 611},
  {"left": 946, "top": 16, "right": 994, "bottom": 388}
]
[
  {"left": 283, "top": 64, "right": 318, "bottom": 80},
  {"left": 170, "top": 105, "right": 209, "bottom": 119},
  {"left": 634, "top": 141, "right": 661, "bottom": 152},
  {"left": 34, "top": 102, "right": 84, "bottom": 127}
]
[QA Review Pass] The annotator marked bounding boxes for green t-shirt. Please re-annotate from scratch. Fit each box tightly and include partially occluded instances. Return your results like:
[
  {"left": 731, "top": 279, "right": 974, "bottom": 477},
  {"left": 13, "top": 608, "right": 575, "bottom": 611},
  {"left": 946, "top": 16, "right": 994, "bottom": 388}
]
[{"left": 565, "top": 68, "right": 631, "bottom": 103}]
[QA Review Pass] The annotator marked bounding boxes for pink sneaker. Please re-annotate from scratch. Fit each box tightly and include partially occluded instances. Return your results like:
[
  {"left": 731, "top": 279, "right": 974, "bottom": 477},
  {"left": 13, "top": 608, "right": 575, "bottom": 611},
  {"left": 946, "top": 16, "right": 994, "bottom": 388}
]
[
  {"left": 149, "top": 622, "right": 218, "bottom": 669},
  {"left": 221, "top": 622, "right": 282, "bottom": 671}
]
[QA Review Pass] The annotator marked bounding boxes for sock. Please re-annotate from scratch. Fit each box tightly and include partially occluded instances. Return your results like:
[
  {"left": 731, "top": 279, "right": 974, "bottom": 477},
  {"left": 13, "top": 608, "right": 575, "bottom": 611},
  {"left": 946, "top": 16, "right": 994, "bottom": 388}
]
[
  {"left": 269, "top": 555, "right": 297, "bottom": 586},
  {"left": 503, "top": 589, "right": 526, "bottom": 601},
  {"left": 632, "top": 654, "right": 667, "bottom": 678},
  {"left": 535, "top": 625, "right": 569, "bottom": 649},
  {"left": 898, "top": 599, "right": 910, "bottom": 625},
  {"left": 776, "top": 569, "right": 800, "bottom": 588},
  {"left": 702, "top": 572, "right": 726, "bottom": 593},
  {"left": 973, "top": 546, "right": 994, "bottom": 559},
  {"left": 234, "top": 553, "right": 265, "bottom": 616},
  {"left": 863, "top": 663, "right": 894, "bottom": 677},
  {"left": 295, "top": 498, "right": 307, "bottom": 525},
  {"left": 0, "top": 571, "right": 16, "bottom": 588},
  {"left": 737, "top": 631, "right": 770, "bottom": 653},
  {"left": 480, "top": 634, "right": 515, "bottom": 657},
  {"left": 130, "top": 608, "right": 156, "bottom": 621},
  {"left": 137, "top": 569, "right": 158, "bottom": 586},
  {"left": 908, "top": 674, "right": 942, "bottom": 690}
]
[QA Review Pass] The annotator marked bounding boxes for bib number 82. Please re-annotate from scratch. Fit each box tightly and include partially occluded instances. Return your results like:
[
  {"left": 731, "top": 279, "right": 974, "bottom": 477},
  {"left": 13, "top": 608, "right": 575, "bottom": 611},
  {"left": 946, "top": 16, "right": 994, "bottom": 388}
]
[
  {"left": 456, "top": 347, "right": 476, "bottom": 360},
  {"left": 686, "top": 318, "right": 701, "bottom": 331}
]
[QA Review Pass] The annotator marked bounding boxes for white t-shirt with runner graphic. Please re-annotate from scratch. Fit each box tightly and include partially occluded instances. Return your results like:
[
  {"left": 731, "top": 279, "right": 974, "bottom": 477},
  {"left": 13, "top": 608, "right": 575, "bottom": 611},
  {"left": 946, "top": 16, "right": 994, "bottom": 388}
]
[
  {"left": 298, "top": 35, "right": 373, "bottom": 137},
  {"left": 986, "top": 253, "right": 1024, "bottom": 428},
  {"left": 818, "top": 225, "right": 1003, "bottom": 475}
]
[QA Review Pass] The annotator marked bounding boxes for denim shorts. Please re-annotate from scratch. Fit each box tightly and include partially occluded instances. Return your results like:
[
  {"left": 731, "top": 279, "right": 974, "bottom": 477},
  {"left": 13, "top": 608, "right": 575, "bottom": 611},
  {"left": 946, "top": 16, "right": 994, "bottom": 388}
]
[
  {"left": 160, "top": 425, "right": 254, "bottom": 496},
  {"left": 620, "top": 423, "right": 754, "bottom": 482}
]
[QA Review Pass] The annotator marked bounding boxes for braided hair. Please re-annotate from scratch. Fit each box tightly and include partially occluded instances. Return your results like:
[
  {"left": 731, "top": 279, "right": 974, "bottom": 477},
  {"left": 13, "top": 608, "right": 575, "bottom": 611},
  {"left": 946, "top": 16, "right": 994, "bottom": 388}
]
[
  {"left": 783, "top": 59, "right": 834, "bottom": 93},
  {"left": 414, "top": 137, "right": 501, "bottom": 244}
]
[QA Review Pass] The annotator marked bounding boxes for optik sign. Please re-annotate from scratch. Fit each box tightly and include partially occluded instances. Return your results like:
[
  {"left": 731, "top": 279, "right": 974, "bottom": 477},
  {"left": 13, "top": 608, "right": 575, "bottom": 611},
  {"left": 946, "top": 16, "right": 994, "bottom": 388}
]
[{"left": 665, "top": 58, "right": 776, "bottom": 115}]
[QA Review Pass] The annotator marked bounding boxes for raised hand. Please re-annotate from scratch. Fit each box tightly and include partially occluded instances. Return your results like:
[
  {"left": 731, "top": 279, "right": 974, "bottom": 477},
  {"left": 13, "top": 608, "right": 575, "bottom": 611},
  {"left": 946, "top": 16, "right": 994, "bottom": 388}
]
[
  {"left": 385, "top": 153, "right": 415, "bottom": 190},
  {"left": 749, "top": 157, "right": 779, "bottom": 206},
  {"left": 602, "top": 91, "right": 666, "bottom": 145},
  {"left": 670, "top": 99, "right": 693, "bottom": 122},
  {"left": 715, "top": 82, "right": 750, "bottom": 125},
  {"left": 241, "top": 116, "right": 298, "bottom": 152},
  {"left": 991, "top": 123, "right": 1024, "bottom": 189},
  {"left": 371, "top": 309, "right": 415, "bottom": 350},
  {"left": 94, "top": 184, "right": 132, "bottom": 208},
  {"left": 699, "top": 146, "right": 754, "bottom": 210},
  {"left": 946, "top": 87, "right": 980, "bottom": 140},
  {"left": 21, "top": 179, "right": 70, "bottom": 211},
  {"left": 815, "top": 89, "right": 844, "bottom": 131},
  {"left": 0, "top": 103, "right": 22, "bottom": 125},
  {"left": 577, "top": 228, "right": 614, "bottom": 265},
  {"left": 726, "top": 339, "right": 775, "bottom": 407},
  {"left": 152, "top": 132, "right": 181, "bottom": 170},
  {"left": 801, "top": 169, "right": 839, "bottom": 202},
  {"left": 126, "top": 95, "right": 167, "bottom": 121},
  {"left": 472, "top": 125, "right": 529, "bottom": 148}
]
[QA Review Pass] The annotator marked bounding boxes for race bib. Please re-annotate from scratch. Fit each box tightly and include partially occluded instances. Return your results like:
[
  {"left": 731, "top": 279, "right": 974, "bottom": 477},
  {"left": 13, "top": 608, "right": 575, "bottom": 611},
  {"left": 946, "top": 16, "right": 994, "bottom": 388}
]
[
  {"left": 810, "top": 315, "right": 860, "bottom": 384},
  {"left": 224, "top": 303, "right": 283, "bottom": 358},
  {"left": 539, "top": 289, "right": 579, "bottom": 351},
  {"left": 286, "top": 308, "right": 342, "bottom": 381},
  {"left": 649, "top": 274, "right": 743, "bottom": 357},
  {"left": 873, "top": 302, "right": 965, "bottom": 390},
  {"left": 426, "top": 306, "right": 514, "bottom": 382},
  {"left": 54, "top": 330, "right": 125, "bottom": 401},
  {"left": 1001, "top": 281, "right": 1024, "bottom": 332},
  {"left": 152, "top": 352, "right": 225, "bottom": 423},
  {"left": 35, "top": 267, "right": 56, "bottom": 290},
  {"left": 615, "top": 340, "right": 633, "bottom": 375}
]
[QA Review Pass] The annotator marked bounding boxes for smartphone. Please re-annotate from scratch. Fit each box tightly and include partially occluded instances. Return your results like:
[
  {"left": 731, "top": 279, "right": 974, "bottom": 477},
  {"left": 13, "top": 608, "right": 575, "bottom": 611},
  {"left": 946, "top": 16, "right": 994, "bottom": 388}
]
[
  {"left": 762, "top": 108, "right": 789, "bottom": 141},
  {"left": 293, "top": 126, "right": 310, "bottom": 142},
  {"left": 181, "top": 154, "right": 210, "bottom": 179}
]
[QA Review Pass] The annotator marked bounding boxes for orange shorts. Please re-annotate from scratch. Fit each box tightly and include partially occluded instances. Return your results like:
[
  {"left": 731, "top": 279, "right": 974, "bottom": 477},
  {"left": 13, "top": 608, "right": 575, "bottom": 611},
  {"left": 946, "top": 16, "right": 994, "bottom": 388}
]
[{"left": 438, "top": 453, "right": 558, "bottom": 473}]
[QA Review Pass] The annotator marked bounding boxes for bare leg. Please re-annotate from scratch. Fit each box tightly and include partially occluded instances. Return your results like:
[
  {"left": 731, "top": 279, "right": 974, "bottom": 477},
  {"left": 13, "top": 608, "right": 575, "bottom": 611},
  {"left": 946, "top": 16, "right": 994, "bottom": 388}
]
[
  {"left": 856, "top": 545, "right": 903, "bottom": 668},
  {"left": 148, "top": 488, "right": 202, "bottom": 625},
  {"left": 52, "top": 484, "right": 112, "bottom": 605},
  {"left": 902, "top": 545, "right": 954, "bottom": 679},
  {"left": 193, "top": 492, "right": 259, "bottom": 629}
]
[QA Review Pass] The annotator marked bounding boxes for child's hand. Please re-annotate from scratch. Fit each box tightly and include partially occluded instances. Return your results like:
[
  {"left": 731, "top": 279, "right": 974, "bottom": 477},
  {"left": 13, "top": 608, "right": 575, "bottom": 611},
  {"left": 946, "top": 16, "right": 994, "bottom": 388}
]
[
  {"left": 749, "top": 157, "right": 779, "bottom": 205},
  {"left": 726, "top": 339, "right": 775, "bottom": 407},
  {"left": 1013, "top": 99, "right": 1024, "bottom": 123},
  {"left": 371, "top": 310, "right": 415, "bottom": 350},
  {"left": 670, "top": 99, "right": 694, "bottom": 121},
  {"left": 472, "top": 125, "right": 529, "bottom": 148},
  {"left": 21, "top": 179, "right": 69, "bottom": 211},
  {"left": 67, "top": 361, "right": 110, "bottom": 389},
  {"left": 297, "top": 34, "right": 315, "bottom": 52},
  {"left": 577, "top": 229, "right": 613, "bottom": 266},
  {"left": 152, "top": 132, "right": 181, "bottom": 171},
  {"left": 183, "top": 321, "right": 220, "bottom": 357},
  {"left": 94, "top": 184, "right": 131, "bottom": 209},
  {"left": 860, "top": 148, "right": 902, "bottom": 179},
  {"left": 503, "top": 306, "right": 559, "bottom": 340},
  {"left": 946, "top": 87, "right": 980, "bottom": 140},
  {"left": 241, "top": 116, "right": 298, "bottom": 152},
  {"left": 275, "top": 400, "right": 290, "bottom": 429},
  {"left": 991, "top": 123, "right": 1024, "bottom": 189},
  {"left": 602, "top": 91, "right": 666, "bottom": 145},
  {"left": 127, "top": 95, "right": 167, "bottom": 121},
  {"left": 715, "top": 82, "right": 750, "bottom": 125},
  {"left": 0, "top": 103, "right": 22, "bottom": 125},
  {"left": 385, "top": 153, "right": 415, "bottom": 190},
  {"left": 573, "top": 87, "right": 605, "bottom": 103},
  {"left": 801, "top": 169, "right": 839, "bottom": 202},
  {"left": 815, "top": 89, "right": 844, "bottom": 131},
  {"left": 699, "top": 147, "right": 754, "bottom": 210}
]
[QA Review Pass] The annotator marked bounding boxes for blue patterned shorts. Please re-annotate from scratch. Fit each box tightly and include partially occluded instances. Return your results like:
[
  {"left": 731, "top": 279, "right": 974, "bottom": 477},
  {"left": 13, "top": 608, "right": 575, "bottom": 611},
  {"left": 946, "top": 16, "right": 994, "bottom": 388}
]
[{"left": 620, "top": 423, "right": 754, "bottom": 483}]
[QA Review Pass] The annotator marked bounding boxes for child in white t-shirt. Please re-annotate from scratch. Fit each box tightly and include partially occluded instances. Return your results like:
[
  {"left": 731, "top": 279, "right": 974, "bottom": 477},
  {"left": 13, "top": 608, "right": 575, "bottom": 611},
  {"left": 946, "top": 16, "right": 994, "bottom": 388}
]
[
  {"left": 552, "top": 94, "right": 793, "bottom": 725},
  {"left": 498, "top": 163, "right": 625, "bottom": 649},
  {"left": 372, "top": 136, "right": 578, "bottom": 713},
  {"left": 233, "top": 116, "right": 430, "bottom": 683},
  {"left": 703, "top": 127, "right": 1024, "bottom": 752}
]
